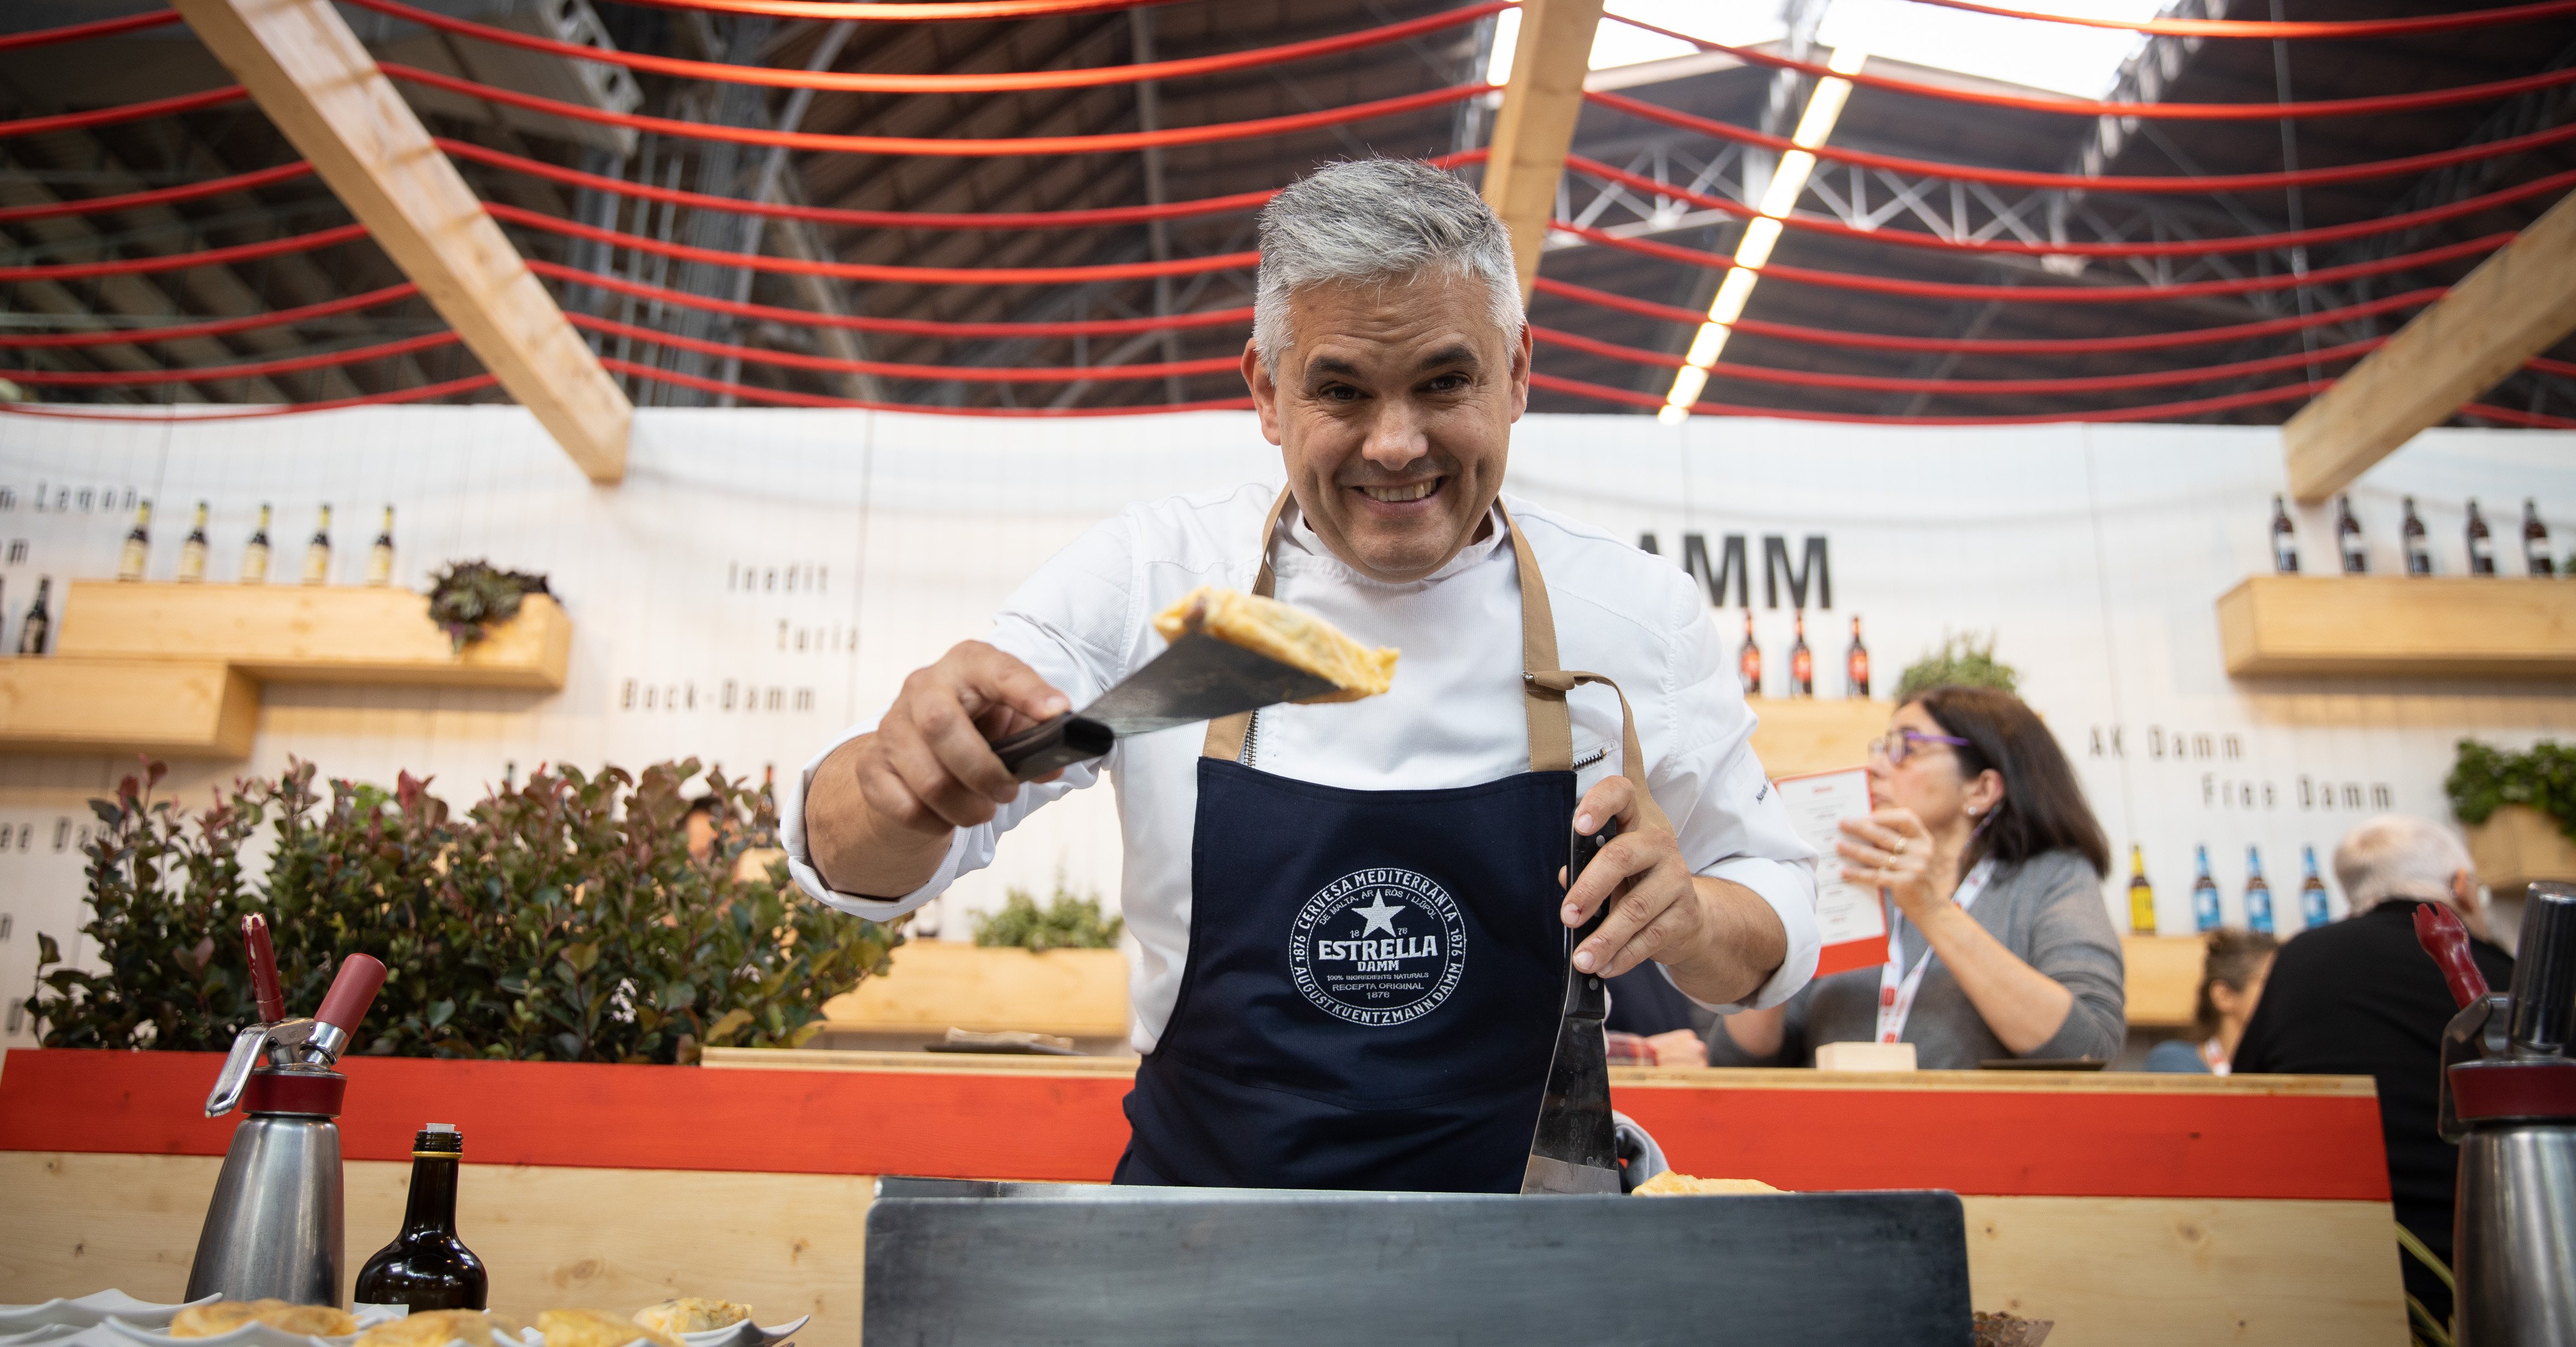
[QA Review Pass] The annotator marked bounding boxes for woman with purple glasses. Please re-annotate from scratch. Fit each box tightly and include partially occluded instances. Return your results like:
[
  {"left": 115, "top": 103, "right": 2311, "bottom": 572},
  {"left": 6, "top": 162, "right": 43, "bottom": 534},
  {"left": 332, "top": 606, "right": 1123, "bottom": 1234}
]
[{"left": 1706, "top": 685, "right": 2127, "bottom": 1070}]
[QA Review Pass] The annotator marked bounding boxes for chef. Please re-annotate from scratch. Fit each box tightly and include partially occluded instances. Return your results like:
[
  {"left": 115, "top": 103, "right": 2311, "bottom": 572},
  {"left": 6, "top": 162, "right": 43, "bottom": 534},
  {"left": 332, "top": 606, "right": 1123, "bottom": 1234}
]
[{"left": 786, "top": 159, "right": 1818, "bottom": 1193}]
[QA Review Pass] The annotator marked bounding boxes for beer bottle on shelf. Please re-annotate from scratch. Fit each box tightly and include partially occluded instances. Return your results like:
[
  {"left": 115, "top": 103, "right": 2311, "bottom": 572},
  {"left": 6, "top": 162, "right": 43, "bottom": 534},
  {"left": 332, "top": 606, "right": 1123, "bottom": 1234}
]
[
  {"left": 2243, "top": 846, "right": 2274, "bottom": 935},
  {"left": 2465, "top": 498, "right": 2496, "bottom": 575},
  {"left": 2190, "top": 846, "right": 2222, "bottom": 932},
  {"left": 240, "top": 504, "right": 272, "bottom": 585},
  {"left": 1737, "top": 610, "right": 1761, "bottom": 697},
  {"left": 1844, "top": 616, "right": 1869, "bottom": 699},
  {"left": 177, "top": 502, "right": 210, "bottom": 584},
  {"left": 366, "top": 505, "right": 397, "bottom": 588},
  {"left": 2269, "top": 495, "right": 2298, "bottom": 574},
  {"left": 2126, "top": 845, "right": 2156, "bottom": 935},
  {"left": 302, "top": 504, "right": 333, "bottom": 586},
  {"left": 117, "top": 499, "right": 152, "bottom": 582},
  {"left": 17, "top": 578, "right": 50, "bottom": 656},
  {"left": 1788, "top": 611, "right": 1814, "bottom": 699},
  {"left": 2525, "top": 498, "right": 2554, "bottom": 578},
  {"left": 2402, "top": 496, "right": 2433, "bottom": 575},
  {"left": 2335, "top": 494, "right": 2367, "bottom": 574},
  {"left": 353, "top": 1123, "right": 489, "bottom": 1311},
  {"left": 2299, "top": 845, "right": 2332, "bottom": 929}
]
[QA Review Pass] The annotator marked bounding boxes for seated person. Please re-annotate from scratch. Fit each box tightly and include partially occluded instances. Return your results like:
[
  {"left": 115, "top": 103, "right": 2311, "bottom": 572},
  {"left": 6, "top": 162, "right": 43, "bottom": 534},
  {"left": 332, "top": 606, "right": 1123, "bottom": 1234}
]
[
  {"left": 2142, "top": 928, "right": 2277, "bottom": 1074},
  {"left": 1606, "top": 964, "right": 1711, "bottom": 1067},
  {"left": 2231, "top": 814, "right": 2513, "bottom": 1331},
  {"left": 1706, "top": 686, "right": 2126, "bottom": 1069}
]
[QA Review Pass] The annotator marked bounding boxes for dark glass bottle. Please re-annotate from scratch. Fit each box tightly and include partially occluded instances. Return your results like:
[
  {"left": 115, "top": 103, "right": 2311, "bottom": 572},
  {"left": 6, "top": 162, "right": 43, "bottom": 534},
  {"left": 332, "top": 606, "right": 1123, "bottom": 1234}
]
[
  {"left": 2335, "top": 494, "right": 2366, "bottom": 574},
  {"left": 2525, "top": 498, "right": 2554, "bottom": 578},
  {"left": 17, "top": 578, "right": 51, "bottom": 656},
  {"left": 2269, "top": 494, "right": 2298, "bottom": 573},
  {"left": 1844, "top": 616, "right": 1869, "bottom": 699},
  {"left": 1787, "top": 610, "right": 1814, "bottom": 699},
  {"left": 354, "top": 1123, "right": 488, "bottom": 1310},
  {"left": 2402, "top": 496, "right": 2432, "bottom": 575},
  {"left": 1736, "top": 609, "right": 1761, "bottom": 697},
  {"left": 2466, "top": 497, "right": 2495, "bottom": 576}
]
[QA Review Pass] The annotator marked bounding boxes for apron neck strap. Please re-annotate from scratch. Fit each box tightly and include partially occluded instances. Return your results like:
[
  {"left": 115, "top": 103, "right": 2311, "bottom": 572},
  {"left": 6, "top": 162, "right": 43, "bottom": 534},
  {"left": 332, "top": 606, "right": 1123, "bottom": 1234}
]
[{"left": 1202, "top": 490, "right": 1656, "bottom": 812}]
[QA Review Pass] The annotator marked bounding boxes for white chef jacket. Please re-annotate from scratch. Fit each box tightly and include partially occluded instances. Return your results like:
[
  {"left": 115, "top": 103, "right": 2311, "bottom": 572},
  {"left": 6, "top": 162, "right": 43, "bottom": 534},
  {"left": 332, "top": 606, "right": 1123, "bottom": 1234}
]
[{"left": 784, "top": 480, "right": 1821, "bottom": 1052}]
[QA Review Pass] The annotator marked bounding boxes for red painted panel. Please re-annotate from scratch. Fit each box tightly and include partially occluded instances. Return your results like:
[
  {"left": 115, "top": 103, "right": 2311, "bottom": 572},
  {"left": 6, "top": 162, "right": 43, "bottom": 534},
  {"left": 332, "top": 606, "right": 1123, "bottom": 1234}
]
[{"left": 0, "top": 1049, "right": 2390, "bottom": 1200}]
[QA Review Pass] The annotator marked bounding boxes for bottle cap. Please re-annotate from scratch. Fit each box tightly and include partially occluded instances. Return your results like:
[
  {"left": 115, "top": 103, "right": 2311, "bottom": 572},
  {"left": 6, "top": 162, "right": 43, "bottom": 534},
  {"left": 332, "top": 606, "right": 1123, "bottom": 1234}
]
[{"left": 414, "top": 1123, "right": 464, "bottom": 1153}]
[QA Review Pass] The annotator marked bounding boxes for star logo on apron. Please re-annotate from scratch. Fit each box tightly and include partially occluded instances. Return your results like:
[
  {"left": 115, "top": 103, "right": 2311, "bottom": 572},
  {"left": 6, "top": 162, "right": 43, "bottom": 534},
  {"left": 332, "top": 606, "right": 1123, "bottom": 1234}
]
[{"left": 1287, "top": 868, "right": 1470, "bottom": 1027}]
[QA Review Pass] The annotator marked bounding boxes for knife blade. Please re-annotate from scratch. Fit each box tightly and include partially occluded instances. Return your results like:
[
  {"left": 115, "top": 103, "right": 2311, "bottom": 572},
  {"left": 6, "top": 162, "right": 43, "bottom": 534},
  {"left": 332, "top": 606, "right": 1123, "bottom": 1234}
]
[
  {"left": 990, "top": 632, "right": 1340, "bottom": 780},
  {"left": 1522, "top": 814, "right": 1624, "bottom": 1195}
]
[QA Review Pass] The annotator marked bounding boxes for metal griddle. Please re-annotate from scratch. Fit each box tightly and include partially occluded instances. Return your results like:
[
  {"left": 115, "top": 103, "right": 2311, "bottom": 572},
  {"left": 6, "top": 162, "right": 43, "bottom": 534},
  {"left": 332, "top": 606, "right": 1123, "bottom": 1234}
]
[{"left": 862, "top": 1178, "right": 1973, "bottom": 1346}]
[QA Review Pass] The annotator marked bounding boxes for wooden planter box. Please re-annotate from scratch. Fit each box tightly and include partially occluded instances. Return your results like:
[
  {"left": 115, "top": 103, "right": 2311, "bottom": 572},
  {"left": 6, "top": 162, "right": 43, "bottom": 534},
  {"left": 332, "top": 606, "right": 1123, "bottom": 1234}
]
[
  {"left": 2465, "top": 803, "right": 2576, "bottom": 899},
  {"left": 816, "top": 941, "right": 1129, "bottom": 1047}
]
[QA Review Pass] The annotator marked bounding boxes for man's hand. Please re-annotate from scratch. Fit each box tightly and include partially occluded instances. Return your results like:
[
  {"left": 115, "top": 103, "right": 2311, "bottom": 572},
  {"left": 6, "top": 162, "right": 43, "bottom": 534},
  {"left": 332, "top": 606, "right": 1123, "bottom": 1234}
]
[
  {"left": 806, "top": 641, "right": 1069, "bottom": 895},
  {"left": 1558, "top": 773, "right": 1787, "bottom": 1007}
]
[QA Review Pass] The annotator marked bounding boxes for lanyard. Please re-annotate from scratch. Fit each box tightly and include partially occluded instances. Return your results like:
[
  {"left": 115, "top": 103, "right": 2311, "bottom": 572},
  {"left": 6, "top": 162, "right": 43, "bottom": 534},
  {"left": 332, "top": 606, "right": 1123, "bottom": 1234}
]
[{"left": 1875, "top": 858, "right": 1997, "bottom": 1045}]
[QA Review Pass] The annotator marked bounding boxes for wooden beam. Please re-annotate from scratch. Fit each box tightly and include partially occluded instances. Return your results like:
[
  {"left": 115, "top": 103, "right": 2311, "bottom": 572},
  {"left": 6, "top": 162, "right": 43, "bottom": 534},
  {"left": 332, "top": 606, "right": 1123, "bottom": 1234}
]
[
  {"left": 1481, "top": 0, "right": 1606, "bottom": 302},
  {"left": 2284, "top": 187, "right": 2576, "bottom": 502},
  {"left": 172, "top": 0, "right": 631, "bottom": 482}
]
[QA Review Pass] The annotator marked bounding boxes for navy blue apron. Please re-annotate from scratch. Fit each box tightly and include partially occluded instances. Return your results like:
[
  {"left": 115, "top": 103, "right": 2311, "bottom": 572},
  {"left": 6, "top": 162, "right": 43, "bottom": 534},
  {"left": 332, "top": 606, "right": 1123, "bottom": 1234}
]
[{"left": 1114, "top": 494, "right": 1669, "bottom": 1193}]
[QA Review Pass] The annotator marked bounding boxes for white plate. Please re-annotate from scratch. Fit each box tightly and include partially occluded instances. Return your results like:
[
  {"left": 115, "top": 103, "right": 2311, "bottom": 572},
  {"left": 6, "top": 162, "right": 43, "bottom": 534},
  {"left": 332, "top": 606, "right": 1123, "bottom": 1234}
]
[
  {"left": 104, "top": 1306, "right": 408, "bottom": 1347},
  {"left": 679, "top": 1318, "right": 806, "bottom": 1347},
  {"left": 0, "top": 1297, "right": 219, "bottom": 1336}
]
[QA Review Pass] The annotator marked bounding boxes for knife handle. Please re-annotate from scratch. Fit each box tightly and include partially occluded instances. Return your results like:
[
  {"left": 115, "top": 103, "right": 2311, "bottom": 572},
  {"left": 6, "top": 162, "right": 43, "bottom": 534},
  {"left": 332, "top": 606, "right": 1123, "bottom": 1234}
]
[
  {"left": 991, "top": 713, "right": 1116, "bottom": 781},
  {"left": 1566, "top": 815, "right": 1622, "bottom": 1018}
]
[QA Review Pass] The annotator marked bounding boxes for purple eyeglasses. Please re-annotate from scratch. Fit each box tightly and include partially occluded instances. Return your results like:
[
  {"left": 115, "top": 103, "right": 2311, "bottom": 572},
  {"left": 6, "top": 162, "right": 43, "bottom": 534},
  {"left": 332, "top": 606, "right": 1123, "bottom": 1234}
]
[{"left": 1868, "top": 729, "right": 1971, "bottom": 766}]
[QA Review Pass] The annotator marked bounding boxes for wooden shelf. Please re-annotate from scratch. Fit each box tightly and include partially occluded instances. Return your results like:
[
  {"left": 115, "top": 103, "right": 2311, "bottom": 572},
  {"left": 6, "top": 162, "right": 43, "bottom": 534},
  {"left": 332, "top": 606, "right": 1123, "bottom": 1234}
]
[
  {"left": 1748, "top": 697, "right": 1888, "bottom": 779},
  {"left": 2123, "top": 934, "right": 2206, "bottom": 1029},
  {"left": 0, "top": 658, "right": 257, "bottom": 758},
  {"left": 57, "top": 581, "right": 570, "bottom": 690},
  {"left": 2217, "top": 575, "right": 2576, "bottom": 678}
]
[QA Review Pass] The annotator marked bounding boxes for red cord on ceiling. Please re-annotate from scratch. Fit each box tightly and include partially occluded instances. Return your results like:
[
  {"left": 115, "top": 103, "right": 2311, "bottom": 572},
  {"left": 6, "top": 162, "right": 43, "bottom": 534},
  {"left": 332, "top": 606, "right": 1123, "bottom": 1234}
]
[
  {"left": 1531, "top": 275, "right": 2441, "bottom": 357},
  {"left": 1585, "top": 88, "right": 2576, "bottom": 195},
  {"left": 0, "top": 163, "right": 319, "bottom": 225},
  {"left": 1532, "top": 323, "right": 2382, "bottom": 396},
  {"left": 571, "top": 311, "right": 1238, "bottom": 381},
  {"left": 349, "top": 0, "right": 1508, "bottom": 95},
  {"left": 598, "top": 0, "right": 1177, "bottom": 21},
  {"left": 487, "top": 203, "right": 1256, "bottom": 283},
  {"left": 1895, "top": 0, "right": 2576, "bottom": 40},
  {"left": 0, "top": 10, "right": 185, "bottom": 53},
  {"left": 602, "top": 356, "right": 1256, "bottom": 415},
  {"left": 1561, "top": 154, "right": 2576, "bottom": 262},
  {"left": 4, "top": 332, "right": 461, "bottom": 387},
  {"left": 1603, "top": 13, "right": 2576, "bottom": 120},
  {"left": 0, "top": 87, "right": 250, "bottom": 140},
  {"left": 2464, "top": 402, "right": 2576, "bottom": 429},
  {"left": 526, "top": 260, "right": 1253, "bottom": 339},
  {"left": 1560, "top": 220, "right": 2507, "bottom": 304},
  {"left": 0, "top": 284, "right": 422, "bottom": 350},
  {"left": 385, "top": 63, "right": 1491, "bottom": 157},
  {"left": 1529, "top": 368, "right": 2331, "bottom": 426},
  {"left": 0, "top": 223, "right": 370, "bottom": 284}
]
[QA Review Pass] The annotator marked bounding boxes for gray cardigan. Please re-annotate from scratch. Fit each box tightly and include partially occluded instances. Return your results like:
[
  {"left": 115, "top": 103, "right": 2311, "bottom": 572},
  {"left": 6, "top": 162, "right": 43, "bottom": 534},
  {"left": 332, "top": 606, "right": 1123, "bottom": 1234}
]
[{"left": 1705, "top": 849, "right": 2127, "bottom": 1069}]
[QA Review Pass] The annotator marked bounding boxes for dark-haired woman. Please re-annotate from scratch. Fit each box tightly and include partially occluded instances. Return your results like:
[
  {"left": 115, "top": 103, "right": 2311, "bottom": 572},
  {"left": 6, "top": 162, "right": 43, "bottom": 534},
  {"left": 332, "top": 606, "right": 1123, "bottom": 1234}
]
[
  {"left": 1707, "top": 686, "right": 2127, "bottom": 1069},
  {"left": 2142, "top": 928, "right": 2276, "bottom": 1074}
]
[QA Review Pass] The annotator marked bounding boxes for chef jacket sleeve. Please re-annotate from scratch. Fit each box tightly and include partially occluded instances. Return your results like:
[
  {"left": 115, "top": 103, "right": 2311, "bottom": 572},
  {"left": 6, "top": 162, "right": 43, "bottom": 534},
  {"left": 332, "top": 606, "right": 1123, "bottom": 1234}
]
[
  {"left": 1645, "top": 566, "right": 1821, "bottom": 1014},
  {"left": 785, "top": 511, "right": 1138, "bottom": 919}
]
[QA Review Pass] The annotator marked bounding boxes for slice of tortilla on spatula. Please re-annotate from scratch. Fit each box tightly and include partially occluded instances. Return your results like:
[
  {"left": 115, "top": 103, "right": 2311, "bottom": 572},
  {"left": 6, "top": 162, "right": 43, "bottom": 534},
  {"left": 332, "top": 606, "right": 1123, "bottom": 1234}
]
[{"left": 990, "top": 586, "right": 1398, "bottom": 779}]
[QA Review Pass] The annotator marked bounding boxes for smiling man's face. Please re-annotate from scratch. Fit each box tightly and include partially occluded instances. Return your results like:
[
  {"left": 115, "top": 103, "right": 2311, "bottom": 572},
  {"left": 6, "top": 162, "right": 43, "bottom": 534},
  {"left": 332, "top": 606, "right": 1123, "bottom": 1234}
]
[{"left": 1243, "top": 273, "right": 1530, "bottom": 582}]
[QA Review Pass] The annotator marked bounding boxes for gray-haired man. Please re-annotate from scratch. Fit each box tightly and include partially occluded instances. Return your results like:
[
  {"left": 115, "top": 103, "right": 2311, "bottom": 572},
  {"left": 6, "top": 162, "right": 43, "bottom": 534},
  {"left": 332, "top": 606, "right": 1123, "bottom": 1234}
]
[{"left": 787, "top": 159, "right": 1816, "bottom": 1191}]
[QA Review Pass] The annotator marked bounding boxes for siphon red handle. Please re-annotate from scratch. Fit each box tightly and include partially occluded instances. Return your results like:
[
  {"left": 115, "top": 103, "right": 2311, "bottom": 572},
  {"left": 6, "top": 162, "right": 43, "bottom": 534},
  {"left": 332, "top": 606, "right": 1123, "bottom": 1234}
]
[
  {"left": 243, "top": 913, "right": 286, "bottom": 1024},
  {"left": 314, "top": 953, "right": 388, "bottom": 1037},
  {"left": 2415, "top": 903, "right": 2490, "bottom": 1011}
]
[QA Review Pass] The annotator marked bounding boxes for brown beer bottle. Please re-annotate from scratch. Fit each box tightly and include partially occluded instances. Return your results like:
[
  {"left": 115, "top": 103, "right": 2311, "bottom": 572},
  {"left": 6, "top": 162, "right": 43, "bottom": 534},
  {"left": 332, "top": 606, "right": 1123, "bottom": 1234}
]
[
  {"left": 1844, "top": 616, "right": 1869, "bottom": 699},
  {"left": 1736, "top": 610, "right": 1761, "bottom": 697},
  {"left": 1789, "top": 611, "right": 1814, "bottom": 699}
]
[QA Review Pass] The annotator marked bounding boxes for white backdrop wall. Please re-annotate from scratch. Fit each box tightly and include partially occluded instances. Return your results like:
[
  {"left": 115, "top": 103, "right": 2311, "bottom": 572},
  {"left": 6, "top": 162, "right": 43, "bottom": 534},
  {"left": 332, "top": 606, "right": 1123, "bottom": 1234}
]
[{"left": 1, "top": 405, "right": 2571, "bottom": 1047}]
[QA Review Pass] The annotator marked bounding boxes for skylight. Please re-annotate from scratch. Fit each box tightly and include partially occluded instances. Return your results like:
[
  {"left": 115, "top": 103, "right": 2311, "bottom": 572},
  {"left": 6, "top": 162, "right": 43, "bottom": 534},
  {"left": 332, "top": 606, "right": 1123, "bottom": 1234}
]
[
  {"left": 1486, "top": 0, "right": 2169, "bottom": 100},
  {"left": 1816, "top": 0, "right": 2165, "bottom": 98}
]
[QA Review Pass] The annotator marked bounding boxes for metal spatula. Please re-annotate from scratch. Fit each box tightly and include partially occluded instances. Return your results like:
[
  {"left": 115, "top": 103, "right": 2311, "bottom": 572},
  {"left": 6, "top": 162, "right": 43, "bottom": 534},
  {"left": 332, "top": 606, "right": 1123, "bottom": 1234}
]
[
  {"left": 1521, "top": 815, "right": 1624, "bottom": 1194},
  {"left": 990, "top": 632, "right": 1339, "bottom": 780}
]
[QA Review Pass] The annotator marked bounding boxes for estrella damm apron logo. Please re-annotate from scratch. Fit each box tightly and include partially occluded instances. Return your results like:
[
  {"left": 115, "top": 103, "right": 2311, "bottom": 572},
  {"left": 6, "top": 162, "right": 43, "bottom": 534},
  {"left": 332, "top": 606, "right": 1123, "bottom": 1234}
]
[{"left": 1288, "top": 868, "right": 1468, "bottom": 1027}]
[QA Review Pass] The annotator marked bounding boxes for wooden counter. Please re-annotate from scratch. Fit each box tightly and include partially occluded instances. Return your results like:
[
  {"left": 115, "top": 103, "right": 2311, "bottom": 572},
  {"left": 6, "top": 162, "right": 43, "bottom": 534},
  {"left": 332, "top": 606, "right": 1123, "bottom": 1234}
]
[{"left": 0, "top": 1048, "right": 2405, "bottom": 1346}]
